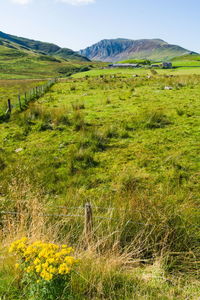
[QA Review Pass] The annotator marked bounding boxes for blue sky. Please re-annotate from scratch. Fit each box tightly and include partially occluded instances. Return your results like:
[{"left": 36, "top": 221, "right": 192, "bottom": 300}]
[{"left": 0, "top": 0, "right": 199, "bottom": 52}]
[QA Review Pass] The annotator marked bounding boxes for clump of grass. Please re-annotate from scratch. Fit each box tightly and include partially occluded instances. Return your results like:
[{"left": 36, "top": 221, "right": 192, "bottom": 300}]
[
  {"left": 104, "top": 126, "right": 119, "bottom": 138},
  {"left": 0, "top": 176, "right": 47, "bottom": 244},
  {"left": 104, "top": 125, "right": 130, "bottom": 139},
  {"left": 36, "top": 120, "right": 53, "bottom": 131},
  {"left": 20, "top": 105, "right": 70, "bottom": 130},
  {"left": 150, "top": 69, "right": 158, "bottom": 75},
  {"left": 51, "top": 107, "right": 70, "bottom": 126},
  {"left": 72, "top": 110, "right": 86, "bottom": 131},
  {"left": 175, "top": 82, "right": 185, "bottom": 89},
  {"left": 145, "top": 110, "right": 172, "bottom": 129},
  {"left": 72, "top": 102, "right": 85, "bottom": 111},
  {"left": 77, "top": 130, "right": 107, "bottom": 152},
  {"left": 118, "top": 168, "right": 149, "bottom": 193},
  {"left": 75, "top": 148, "right": 97, "bottom": 167},
  {"left": 0, "top": 154, "right": 6, "bottom": 171},
  {"left": 68, "top": 147, "right": 97, "bottom": 174},
  {"left": 118, "top": 128, "right": 130, "bottom": 138},
  {"left": 70, "top": 85, "right": 76, "bottom": 91},
  {"left": 27, "top": 104, "right": 46, "bottom": 120},
  {"left": 106, "top": 97, "right": 111, "bottom": 104},
  {"left": 176, "top": 107, "right": 185, "bottom": 116}
]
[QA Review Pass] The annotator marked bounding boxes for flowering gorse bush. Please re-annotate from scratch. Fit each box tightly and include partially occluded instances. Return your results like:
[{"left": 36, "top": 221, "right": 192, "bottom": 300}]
[{"left": 9, "top": 237, "right": 78, "bottom": 299}]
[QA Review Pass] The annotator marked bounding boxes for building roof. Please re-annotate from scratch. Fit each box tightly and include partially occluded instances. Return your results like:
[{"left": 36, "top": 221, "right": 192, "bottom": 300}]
[{"left": 110, "top": 63, "right": 139, "bottom": 67}]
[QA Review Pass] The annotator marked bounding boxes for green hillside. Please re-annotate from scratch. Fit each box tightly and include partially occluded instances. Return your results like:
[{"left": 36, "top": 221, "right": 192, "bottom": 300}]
[
  {"left": 118, "top": 59, "right": 151, "bottom": 65},
  {"left": 128, "top": 45, "right": 192, "bottom": 61},
  {"left": 0, "top": 31, "right": 93, "bottom": 79},
  {"left": 0, "top": 31, "right": 89, "bottom": 61},
  {"left": 0, "top": 39, "right": 93, "bottom": 79},
  {"left": 172, "top": 53, "right": 200, "bottom": 67}
]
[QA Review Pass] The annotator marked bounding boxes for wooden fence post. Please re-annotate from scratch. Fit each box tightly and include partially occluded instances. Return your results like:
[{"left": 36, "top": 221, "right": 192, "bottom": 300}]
[
  {"left": 18, "top": 95, "right": 22, "bottom": 110},
  {"left": 84, "top": 203, "right": 93, "bottom": 246},
  {"left": 7, "top": 99, "right": 12, "bottom": 113}
]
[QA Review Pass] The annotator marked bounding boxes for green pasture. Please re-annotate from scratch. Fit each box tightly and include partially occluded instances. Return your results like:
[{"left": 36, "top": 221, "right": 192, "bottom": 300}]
[
  {"left": 73, "top": 66, "right": 200, "bottom": 78},
  {"left": 0, "top": 71, "right": 199, "bottom": 299}
]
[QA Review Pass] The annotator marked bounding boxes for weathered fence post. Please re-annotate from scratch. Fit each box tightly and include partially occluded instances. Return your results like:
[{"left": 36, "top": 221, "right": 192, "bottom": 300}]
[
  {"left": 84, "top": 203, "right": 93, "bottom": 246},
  {"left": 7, "top": 99, "right": 12, "bottom": 113},
  {"left": 18, "top": 95, "right": 22, "bottom": 110}
]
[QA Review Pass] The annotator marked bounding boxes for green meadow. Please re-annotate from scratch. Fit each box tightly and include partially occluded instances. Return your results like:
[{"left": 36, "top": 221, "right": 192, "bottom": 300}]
[
  {"left": 0, "top": 68, "right": 199, "bottom": 299},
  {"left": 73, "top": 66, "right": 200, "bottom": 78}
]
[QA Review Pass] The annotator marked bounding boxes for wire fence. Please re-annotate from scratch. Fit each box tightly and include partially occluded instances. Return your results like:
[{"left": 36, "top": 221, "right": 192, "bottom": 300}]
[
  {"left": 0, "top": 78, "right": 57, "bottom": 122},
  {"left": 0, "top": 203, "right": 199, "bottom": 228},
  {"left": 0, "top": 202, "right": 199, "bottom": 270}
]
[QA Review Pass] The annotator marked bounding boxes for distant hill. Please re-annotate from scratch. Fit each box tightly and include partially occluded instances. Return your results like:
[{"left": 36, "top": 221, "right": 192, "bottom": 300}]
[
  {"left": 0, "top": 31, "right": 89, "bottom": 62},
  {"left": 79, "top": 38, "right": 197, "bottom": 62},
  {"left": 0, "top": 31, "right": 92, "bottom": 79}
]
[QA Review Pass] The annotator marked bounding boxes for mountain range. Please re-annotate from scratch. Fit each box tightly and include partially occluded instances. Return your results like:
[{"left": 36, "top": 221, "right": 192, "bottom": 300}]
[
  {"left": 0, "top": 31, "right": 199, "bottom": 78},
  {"left": 79, "top": 38, "right": 197, "bottom": 62}
]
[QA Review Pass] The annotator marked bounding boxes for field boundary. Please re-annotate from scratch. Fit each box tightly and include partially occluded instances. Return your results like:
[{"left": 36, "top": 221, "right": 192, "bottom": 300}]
[
  {"left": 0, "top": 202, "right": 199, "bottom": 228},
  {"left": 0, "top": 78, "right": 57, "bottom": 122}
]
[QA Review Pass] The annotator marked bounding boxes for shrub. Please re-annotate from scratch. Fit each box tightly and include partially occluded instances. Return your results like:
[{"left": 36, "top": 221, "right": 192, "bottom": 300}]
[
  {"left": 9, "top": 238, "right": 78, "bottom": 300},
  {"left": 176, "top": 108, "right": 185, "bottom": 116},
  {"left": 0, "top": 111, "right": 10, "bottom": 123}
]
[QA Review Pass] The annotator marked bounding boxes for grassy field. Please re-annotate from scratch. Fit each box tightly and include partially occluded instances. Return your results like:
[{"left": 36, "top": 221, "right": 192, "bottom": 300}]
[
  {"left": 73, "top": 66, "right": 200, "bottom": 78},
  {"left": 0, "top": 69, "right": 199, "bottom": 299}
]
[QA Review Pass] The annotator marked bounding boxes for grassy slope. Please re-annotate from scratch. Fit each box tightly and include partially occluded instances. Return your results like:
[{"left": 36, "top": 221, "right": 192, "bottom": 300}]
[
  {"left": 118, "top": 59, "right": 151, "bottom": 64},
  {"left": 0, "top": 45, "right": 89, "bottom": 79},
  {"left": 126, "top": 46, "right": 189, "bottom": 61},
  {"left": 0, "top": 38, "right": 96, "bottom": 79},
  {"left": 0, "top": 69, "right": 199, "bottom": 298},
  {"left": 172, "top": 54, "right": 200, "bottom": 67},
  {"left": 0, "top": 30, "right": 89, "bottom": 61}
]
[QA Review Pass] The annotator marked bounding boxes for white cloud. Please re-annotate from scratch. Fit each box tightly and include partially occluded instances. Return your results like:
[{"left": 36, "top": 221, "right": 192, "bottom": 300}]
[
  {"left": 58, "top": 0, "right": 95, "bottom": 5},
  {"left": 11, "top": 0, "right": 31, "bottom": 4},
  {"left": 10, "top": 0, "right": 95, "bottom": 5}
]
